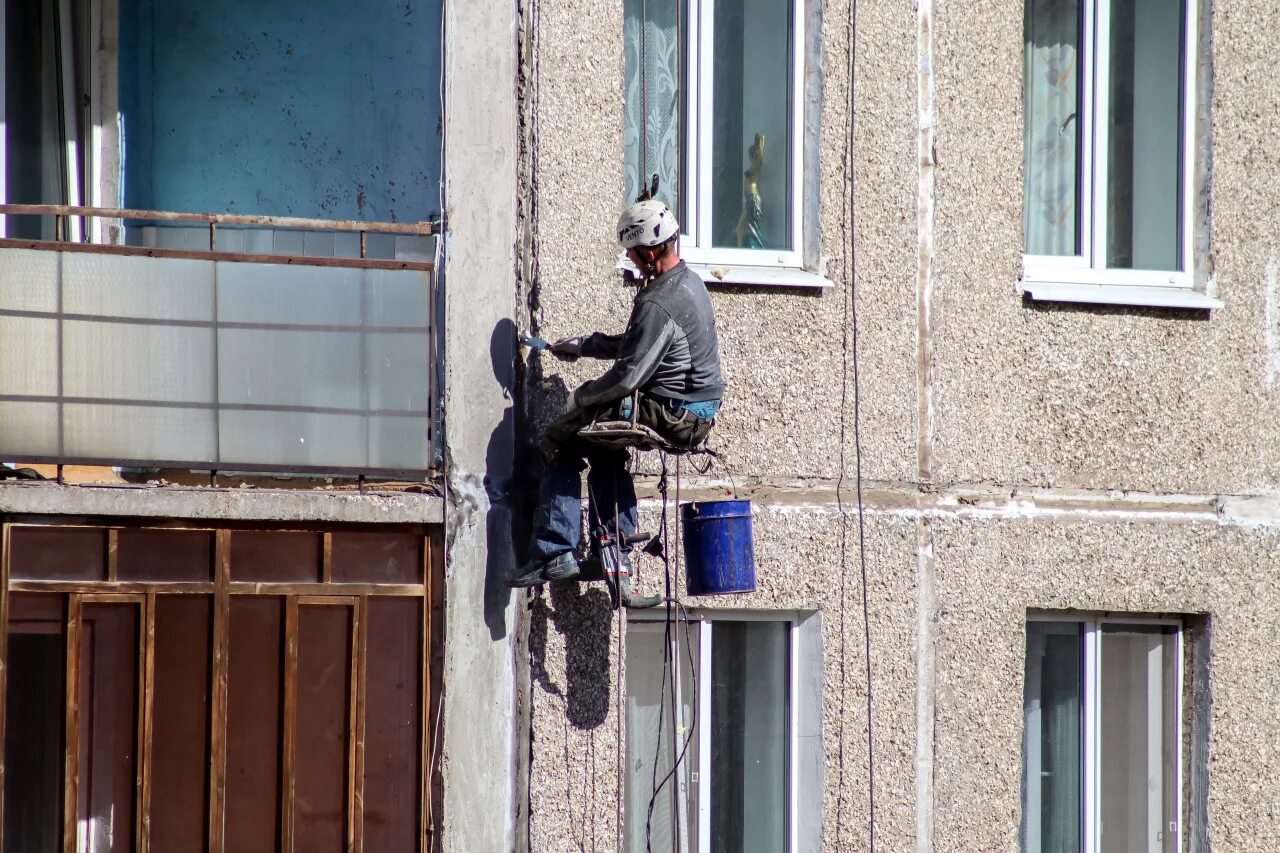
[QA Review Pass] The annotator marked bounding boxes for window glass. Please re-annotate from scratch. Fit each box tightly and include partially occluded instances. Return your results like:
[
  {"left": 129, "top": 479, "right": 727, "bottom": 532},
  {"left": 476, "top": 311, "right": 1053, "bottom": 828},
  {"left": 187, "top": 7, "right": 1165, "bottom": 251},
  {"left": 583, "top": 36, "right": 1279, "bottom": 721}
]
[
  {"left": 1023, "top": 620, "right": 1182, "bottom": 853},
  {"left": 3, "top": 0, "right": 90, "bottom": 240},
  {"left": 1023, "top": 0, "right": 1082, "bottom": 256},
  {"left": 1022, "top": 621, "right": 1084, "bottom": 852},
  {"left": 624, "top": 620, "right": 697, "bottom": 853},
  {"left": 710, "top": 0, "right": 792, "bottom": 250},
  {"left": 1099, "top": 624, "right": 1179, "bottom": 853},
  {"left": 623, "top": 0, "right": 681, "bottom": 216},
  {"left": 710, "top": 621, "right": 788, "bottom": 852},
  {"left": 1104, "top": 0, "right": 1184, "bottom": 271}
]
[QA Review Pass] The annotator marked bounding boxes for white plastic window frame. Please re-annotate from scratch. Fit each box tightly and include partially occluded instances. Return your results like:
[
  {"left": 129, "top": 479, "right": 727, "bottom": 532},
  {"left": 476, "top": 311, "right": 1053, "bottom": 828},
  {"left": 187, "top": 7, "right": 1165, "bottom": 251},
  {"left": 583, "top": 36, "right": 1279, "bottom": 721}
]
[
  {"left": 678, "top": 0, "right": 804, "bottom": 270},
  {"left": 630, "top": 610, "right": 801, "bottom": 853},
  {"left": 1024, "top": 613, "right": 1185, "bottom": 853},
  {"left": 623, "top": 0, "right": 831, "bottom": 289},
  {"left": 1018, "top": 0, "right": 1220, "bottom": 309}
]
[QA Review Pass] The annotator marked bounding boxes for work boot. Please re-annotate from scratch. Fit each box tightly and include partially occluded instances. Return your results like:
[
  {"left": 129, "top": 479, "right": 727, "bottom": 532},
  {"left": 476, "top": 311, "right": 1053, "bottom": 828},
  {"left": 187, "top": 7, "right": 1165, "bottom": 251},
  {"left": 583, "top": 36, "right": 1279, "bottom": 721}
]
[
  {"left": 619, "top": 574, "right": 661, "bottom": 609},
  {"left": 507, "top": 552, "right": 581, "bottom": 588},
  {"left": 604, "top": 550, "right": 661, "bottom": 609}
]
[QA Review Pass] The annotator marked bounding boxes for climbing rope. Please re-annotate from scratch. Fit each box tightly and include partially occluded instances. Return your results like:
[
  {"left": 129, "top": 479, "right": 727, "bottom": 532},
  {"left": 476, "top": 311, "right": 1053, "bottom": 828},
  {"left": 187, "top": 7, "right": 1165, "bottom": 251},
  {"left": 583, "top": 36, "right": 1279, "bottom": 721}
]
[
  {"left": 834, "top": 0, "right": 876, "bottom": 849},
  {"left": 639, "top": 0, "right": 649, "bottom": 192}
]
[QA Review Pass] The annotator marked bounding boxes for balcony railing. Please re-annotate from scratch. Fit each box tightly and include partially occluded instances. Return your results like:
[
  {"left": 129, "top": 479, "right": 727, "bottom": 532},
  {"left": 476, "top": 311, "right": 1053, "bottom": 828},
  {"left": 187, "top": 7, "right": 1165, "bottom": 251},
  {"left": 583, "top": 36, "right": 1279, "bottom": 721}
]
[{"left": 0, "top": 205, "right": 439, "bottom": 477}]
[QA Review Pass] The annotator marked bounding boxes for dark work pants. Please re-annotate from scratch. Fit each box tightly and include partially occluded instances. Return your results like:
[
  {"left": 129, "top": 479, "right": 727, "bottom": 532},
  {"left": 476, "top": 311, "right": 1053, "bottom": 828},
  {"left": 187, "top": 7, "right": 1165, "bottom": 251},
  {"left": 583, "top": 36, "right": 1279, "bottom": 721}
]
[{"left": 527, "top": 396, "right": 713, "bottom": 564}]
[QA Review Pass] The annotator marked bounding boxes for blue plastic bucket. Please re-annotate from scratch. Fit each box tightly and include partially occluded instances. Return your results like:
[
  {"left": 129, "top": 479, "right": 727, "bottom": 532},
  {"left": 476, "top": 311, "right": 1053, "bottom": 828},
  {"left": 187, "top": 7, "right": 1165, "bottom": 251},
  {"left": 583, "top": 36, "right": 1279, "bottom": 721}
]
[{"left": 681, "top": 500, "right": 756, "bottom": 595}]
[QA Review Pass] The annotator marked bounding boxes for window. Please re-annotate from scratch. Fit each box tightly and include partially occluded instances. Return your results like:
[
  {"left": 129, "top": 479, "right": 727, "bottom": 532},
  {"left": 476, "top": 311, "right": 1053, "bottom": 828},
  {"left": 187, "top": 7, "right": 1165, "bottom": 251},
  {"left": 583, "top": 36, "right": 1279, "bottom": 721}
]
[
  {"left": 0, "top": 0, "right": 442, "bottom": 240},
  {"left": 1020, "top": 0, "right": 1218, "bottom": 308},
  {"left": 624, "top": 0, "right": 823, "bottom": 285},
  {"left": 1022, "top": 616, "right": 1183, "bottom": 852},
  {"left": 625, "top": 613, "right": 822, "bottom": 853}
]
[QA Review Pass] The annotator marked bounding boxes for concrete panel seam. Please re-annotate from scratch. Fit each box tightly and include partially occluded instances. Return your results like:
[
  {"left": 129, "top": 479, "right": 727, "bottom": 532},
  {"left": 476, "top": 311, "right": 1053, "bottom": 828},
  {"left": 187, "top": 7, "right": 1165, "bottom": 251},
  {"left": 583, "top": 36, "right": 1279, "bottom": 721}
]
[
  {"left": 1264, "top": 257, "right": 1279, "bottom": 389},
  {"left": 915, "top": 517, "right": 936, "bottom": 853},
  {"left": 916, "top": 0, "right": 938, "bottom": 485}
]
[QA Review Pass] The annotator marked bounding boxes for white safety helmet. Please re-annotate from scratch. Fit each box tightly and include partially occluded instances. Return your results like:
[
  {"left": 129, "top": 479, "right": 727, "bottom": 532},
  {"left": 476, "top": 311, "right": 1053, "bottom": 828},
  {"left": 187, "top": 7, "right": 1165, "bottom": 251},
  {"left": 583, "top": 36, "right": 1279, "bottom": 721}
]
[{"left": 617, "top": 199, "right": 680, "bottom": 249}]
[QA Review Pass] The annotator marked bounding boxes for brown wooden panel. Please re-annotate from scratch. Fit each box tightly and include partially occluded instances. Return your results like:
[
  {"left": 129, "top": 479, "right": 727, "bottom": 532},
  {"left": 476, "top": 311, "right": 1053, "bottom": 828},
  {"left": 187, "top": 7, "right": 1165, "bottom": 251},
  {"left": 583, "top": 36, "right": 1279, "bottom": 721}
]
[
  {"left": 230, "top": 532, "right": 322, "bottom": 583},
  {"left": 282, "top": 598, "right": 299, "bottom": 853},
  {"left": 207, "top": 532, "right": 231, "bottom": 853},
  {"left": 9, "top": 592, "right": 66, "bottom": 623},
  {"left": 10, "top": 528, "right": 106, "bottom": 581},
  {"left": 79, "top": 603, "right": 140, "bottom": 853},
  {"left": 330, "top": 533, "right": 422, "bottom": 585},
  {"left": 117, "top": 530, "right": 214, "bottom": 582},
  {"left": 5, "top": 611, "right": 67, "bottom": 853},
  {"left": 363, "top": 598, "right": 423, "bottom": 853},
  {"left": 225, "top": 597, "right": 284, "bottom": 853},
  {"left": 294, "top": 605, "right": 353, "bottom": 853},
  {"left": 151, "top": 597, "right": 212, "bottom": 851},
  {"left": 64, "top": 596, "right": 82, "bottom": 853},
  {"left": 10, "top": 582, "right": 216, "bottom": 595}
]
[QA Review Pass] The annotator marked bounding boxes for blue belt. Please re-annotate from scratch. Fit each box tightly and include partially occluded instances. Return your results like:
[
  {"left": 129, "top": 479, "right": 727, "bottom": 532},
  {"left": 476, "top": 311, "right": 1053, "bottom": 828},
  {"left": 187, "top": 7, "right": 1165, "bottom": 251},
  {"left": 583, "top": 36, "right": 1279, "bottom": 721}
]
[
  {"left": 619, "top": 397, "right": 721, "bottom": 421},
  {"left": 673, "top": 399, "right": 721, "bottom": 420}
]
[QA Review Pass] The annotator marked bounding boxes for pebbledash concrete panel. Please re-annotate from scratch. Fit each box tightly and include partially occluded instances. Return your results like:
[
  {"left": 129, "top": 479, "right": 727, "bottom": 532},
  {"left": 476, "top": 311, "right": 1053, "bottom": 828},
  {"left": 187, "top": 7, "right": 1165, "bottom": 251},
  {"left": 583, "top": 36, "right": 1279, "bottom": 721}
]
[
  {"left": 528, "top": 0, "right": 920, "bottom": 485},
  {"left": 930, "top": 0, "right": 1280, "bottom": 495}
]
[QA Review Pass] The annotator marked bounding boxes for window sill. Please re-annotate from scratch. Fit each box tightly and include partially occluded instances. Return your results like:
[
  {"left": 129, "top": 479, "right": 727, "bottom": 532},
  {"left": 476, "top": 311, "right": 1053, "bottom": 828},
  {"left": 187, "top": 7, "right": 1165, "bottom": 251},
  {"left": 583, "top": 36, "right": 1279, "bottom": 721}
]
[
  {"left": 1018, "top": 280, "right": 1223, "bottom": 310},
  {"left": 618, "top": 257, "right": 832, "bottom": 289}
]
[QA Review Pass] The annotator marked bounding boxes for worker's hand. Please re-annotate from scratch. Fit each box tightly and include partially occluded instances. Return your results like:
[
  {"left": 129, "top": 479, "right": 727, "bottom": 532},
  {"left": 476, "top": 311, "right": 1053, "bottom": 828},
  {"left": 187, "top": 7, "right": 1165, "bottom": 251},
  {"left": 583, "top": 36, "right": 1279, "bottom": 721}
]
[{"left": 550, "top": 336, "right": 584, "bottom": 361}]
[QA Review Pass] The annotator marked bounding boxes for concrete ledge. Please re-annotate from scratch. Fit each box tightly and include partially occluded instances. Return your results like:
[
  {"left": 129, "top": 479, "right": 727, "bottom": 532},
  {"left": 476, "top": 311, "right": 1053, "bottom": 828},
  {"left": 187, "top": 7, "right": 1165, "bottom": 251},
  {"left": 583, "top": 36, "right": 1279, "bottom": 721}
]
[{"left": 0, "top": 483, "right": 444, "bottom": 525}]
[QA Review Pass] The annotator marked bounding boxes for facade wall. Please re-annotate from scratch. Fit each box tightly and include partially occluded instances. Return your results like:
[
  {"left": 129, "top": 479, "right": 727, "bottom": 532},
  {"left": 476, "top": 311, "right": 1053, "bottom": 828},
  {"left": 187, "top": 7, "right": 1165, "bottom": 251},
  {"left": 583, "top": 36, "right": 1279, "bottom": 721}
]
[{"left": 519, "top": 0, "right": 1280, "bottom": 849}]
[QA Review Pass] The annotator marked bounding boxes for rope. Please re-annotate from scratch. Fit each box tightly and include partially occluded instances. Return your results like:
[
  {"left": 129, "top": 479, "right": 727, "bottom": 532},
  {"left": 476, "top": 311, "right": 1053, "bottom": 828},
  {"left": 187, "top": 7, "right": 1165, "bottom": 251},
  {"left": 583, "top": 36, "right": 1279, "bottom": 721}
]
[
  {"left": 644, "top": 454, "right": 671, "bottom": 851},
  {"left": 833, "top": 0, "right": 876, "bottom": 848},
  {"left": 642, "top": 450, "right": 698, "bottom": 853},
  {"left": 640, "top": 0, "right": 649, "bottom": 189},
  {"left": 615, "top": 479, "right": 626, "bottom": 852}
]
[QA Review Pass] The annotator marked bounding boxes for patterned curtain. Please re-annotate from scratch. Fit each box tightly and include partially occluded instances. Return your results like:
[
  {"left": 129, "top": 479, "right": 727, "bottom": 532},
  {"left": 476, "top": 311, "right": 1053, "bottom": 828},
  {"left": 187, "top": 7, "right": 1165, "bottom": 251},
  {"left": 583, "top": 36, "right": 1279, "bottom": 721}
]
[
  {"left": 623, "top": 0, "right": 680, "bottom": 215},
  {"left": 1023, "top": 0, "right": 1080, "bottom": 256}
]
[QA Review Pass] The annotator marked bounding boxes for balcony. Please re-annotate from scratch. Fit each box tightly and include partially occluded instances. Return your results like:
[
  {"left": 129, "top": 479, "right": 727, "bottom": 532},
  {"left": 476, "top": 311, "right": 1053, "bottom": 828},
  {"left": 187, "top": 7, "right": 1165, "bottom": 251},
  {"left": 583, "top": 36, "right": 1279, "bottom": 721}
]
[{"left": 0, "top": 205, "right": 438, "bottom": 477}]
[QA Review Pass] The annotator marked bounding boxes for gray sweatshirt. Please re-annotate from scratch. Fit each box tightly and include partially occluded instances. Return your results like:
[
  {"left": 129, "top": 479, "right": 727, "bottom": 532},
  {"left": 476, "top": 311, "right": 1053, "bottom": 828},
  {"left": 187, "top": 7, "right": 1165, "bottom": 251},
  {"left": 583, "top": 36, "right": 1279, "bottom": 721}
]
[{"left": 574, "top": 261, "right": 725, "bottom": 408}]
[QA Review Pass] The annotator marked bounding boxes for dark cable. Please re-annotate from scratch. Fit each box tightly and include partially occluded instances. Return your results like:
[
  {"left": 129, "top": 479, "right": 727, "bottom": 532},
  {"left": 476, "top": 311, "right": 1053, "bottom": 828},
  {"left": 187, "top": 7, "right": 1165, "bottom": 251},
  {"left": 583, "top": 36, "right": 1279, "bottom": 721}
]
[
  {"left": 834, "top": 0, "right": 876, "bottom": 850},
  {"left": 645, "top": 454, "right": 674, "bottom": 852}
]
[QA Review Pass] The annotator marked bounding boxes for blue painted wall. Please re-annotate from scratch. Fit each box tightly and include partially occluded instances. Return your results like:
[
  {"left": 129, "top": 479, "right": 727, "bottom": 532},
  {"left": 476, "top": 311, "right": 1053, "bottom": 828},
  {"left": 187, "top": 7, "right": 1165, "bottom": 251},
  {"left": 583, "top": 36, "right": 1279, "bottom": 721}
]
[{"left": 118, "top": 0, "right": 441, "bottom": 222}]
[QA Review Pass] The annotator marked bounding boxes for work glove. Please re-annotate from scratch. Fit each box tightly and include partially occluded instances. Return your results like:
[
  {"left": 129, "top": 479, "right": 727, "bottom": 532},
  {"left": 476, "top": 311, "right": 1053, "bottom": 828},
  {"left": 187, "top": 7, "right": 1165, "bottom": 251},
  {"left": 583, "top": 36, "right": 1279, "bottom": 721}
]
[
  {"left": 564, "top": 388, "right": 584, "bottom": 417},
  {"left": 550, "top": 336, "right": 584, "bottom": 362}
]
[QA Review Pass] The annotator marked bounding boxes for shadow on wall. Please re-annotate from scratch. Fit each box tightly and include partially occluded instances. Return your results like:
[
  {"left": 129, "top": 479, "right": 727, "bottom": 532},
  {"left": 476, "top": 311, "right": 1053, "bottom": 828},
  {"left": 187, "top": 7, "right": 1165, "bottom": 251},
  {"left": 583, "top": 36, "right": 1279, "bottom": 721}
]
[
  {"left": 509, "top": 321, "right": 613, "bottom": 729},
  {"left": 528, "top": 583, "right": 613, "bottom": 730},
  {"left": 483, "top": 319, "right": 519, "bottom": 642}
]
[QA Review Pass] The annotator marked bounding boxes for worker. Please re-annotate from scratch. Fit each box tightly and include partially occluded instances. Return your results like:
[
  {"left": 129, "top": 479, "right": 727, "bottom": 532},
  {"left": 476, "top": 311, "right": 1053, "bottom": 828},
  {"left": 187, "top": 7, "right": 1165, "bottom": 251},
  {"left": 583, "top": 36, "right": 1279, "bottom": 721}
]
[{"left": 508, "top": 198, "right": 724, "bottom": 603}]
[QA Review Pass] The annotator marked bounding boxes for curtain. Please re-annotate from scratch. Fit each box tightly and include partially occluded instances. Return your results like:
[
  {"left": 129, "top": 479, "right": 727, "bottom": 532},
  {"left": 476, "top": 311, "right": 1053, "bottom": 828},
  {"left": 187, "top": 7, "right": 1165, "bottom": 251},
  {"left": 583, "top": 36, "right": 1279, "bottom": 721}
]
[
  {"left": 4, "top": 0, "right": 80, "bottom": 240},
  {"left": 1024, "top": 623, "right": 1082, "bottom": 853},
  {"left": 623, "top": 0, "right": 680, "bottom": 214},
  {"left": 625, "top": 622, "right": 696, "bottom": 853},
  {"left": 1023, "top": 0, "right": 1080, "bottom": 256}
]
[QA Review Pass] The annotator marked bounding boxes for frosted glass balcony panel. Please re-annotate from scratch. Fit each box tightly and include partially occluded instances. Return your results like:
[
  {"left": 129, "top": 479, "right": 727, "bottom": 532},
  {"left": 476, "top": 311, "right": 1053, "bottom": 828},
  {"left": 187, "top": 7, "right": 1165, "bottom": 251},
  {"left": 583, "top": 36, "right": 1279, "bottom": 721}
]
[
  {"left": 62, "top": 253, "right": 214, "bottom": 321},
  {"left": 0, "top": 317, "right": 58, "bottom": 396},
  {"left": 63, "top": 321, "right": 216, "bottom": 403},
  {"left": 216, "top": 263, "right": 364, "bottom": 326},
  {"left": 63, "top": 404, "right": 217, "bottom": 463},
  {"left": 366, "top": 416, "right": 431, "bottom": 472},
  {"left": 366, "top": 334, "right": 432, "bottom": 412},
  {"left": 0, "top": 249, "right": 432, "bottom": 472},
  {"left": 218, "top": 330, "right": 364, "bottom": 410},
  {"left": 0, "top": 402, "right": 59, "bottom": 456},
  {"left": 366, "top": 269, "right": 433, "bottom": 329},
  {"left": 219, "top": 410, "right": 367, "bottom": 470},
  {"left": 0, "top": 250, "right": 58, "bottom": 312}
]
